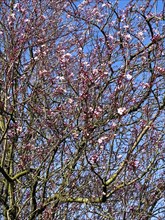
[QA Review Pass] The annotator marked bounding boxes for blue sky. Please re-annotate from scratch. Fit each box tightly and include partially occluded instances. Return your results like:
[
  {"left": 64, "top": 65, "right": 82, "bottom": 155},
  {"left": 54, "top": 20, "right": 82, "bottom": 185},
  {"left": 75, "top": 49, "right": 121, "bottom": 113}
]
[{"left": 118, "top": 0, "right": 164, "bottom": 12}]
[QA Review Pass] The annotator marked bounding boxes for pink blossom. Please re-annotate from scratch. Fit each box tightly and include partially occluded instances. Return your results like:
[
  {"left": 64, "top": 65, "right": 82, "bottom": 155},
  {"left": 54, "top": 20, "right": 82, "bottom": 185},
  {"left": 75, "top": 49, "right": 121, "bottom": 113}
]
[
  {"left": 102, "top": 3, "right": 107, "bottom": 8},
  {"left": 93, "top": 68, "right": 98, "bottom": 75},
  {"left": 68, "top": 98, "right": 74, "bottom": 104},
  {"left": 129, "top": 160, "right": 139, "bottom": 170},
  {"left": 117, "top": 154, "right": 122, "bottom": 159},
  {"left": 155, "top": 66, "right": 165, "bottom": 74},
  {"left": 13, "top": 3, "right": 20, "bottom": 9},
  {"left": 39, "top": 69, "right": 50, "bottom": 77},
  {"left": 140, "top": 82, "right": 150, "bottom": 88},
  {"left": 7, "top": 13, "right": 16, "bottom": 25},
  {"left": 108, "top": 34, "right": 114, "bottom": 41},
  {"left": 98, "top": 136, "right": 108, "bottom": 144},
  {"left": 61, "top": 53, "right": 72, "bottom": 63},
  {"left": 117, "top": 107, "right": 126, "bottom": 115},
  {"left": 112, "top": 122, "right": 117, "bottom": 128},
  {"left": 98, "top": 138, "right": 103, "bottom": 144},
  {"left": 126, "top": 73, "right": 132, "bottom": 80},
  {"left": 10, "top": 13, "right": 16, "bottom": 19},
  {"left": 94, "top": 106, "right": 102, "bottom": 118},
  {"left": 137, "top": 31, "right": 143, "bottom": 37},
  {"left": 16, "top": 126, "right": 22, "bottom": 133},
  {"left": 57, "top": 76, "right": 65, "bottom": 81},
  {"left": 24, "top": 19, "right": 30, "bottom": 23},
  {"left": 124, "top": 34, "right": 132, "bottom": 41},
  {"left": 73, "top": 131, "right": 79, "bottom": 139},
  {"left": 152, "top": 34, "right": 161, "bottom": 43},
  {"left": 90, "top": 154, "right": 98, "bottom": 164}
]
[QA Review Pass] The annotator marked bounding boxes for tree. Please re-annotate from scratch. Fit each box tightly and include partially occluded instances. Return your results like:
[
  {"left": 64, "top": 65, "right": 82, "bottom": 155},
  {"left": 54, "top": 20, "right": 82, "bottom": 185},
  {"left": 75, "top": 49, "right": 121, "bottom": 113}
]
[{"left": 0, "top": 0, "right": 164, "bottom": 219}]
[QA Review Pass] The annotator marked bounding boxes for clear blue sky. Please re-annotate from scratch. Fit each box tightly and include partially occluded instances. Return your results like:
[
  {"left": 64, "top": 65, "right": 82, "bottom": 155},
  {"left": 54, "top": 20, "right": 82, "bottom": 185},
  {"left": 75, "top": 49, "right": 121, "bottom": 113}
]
[{"left": 118, "top": 0, "right": 164, "bottom": 12}]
